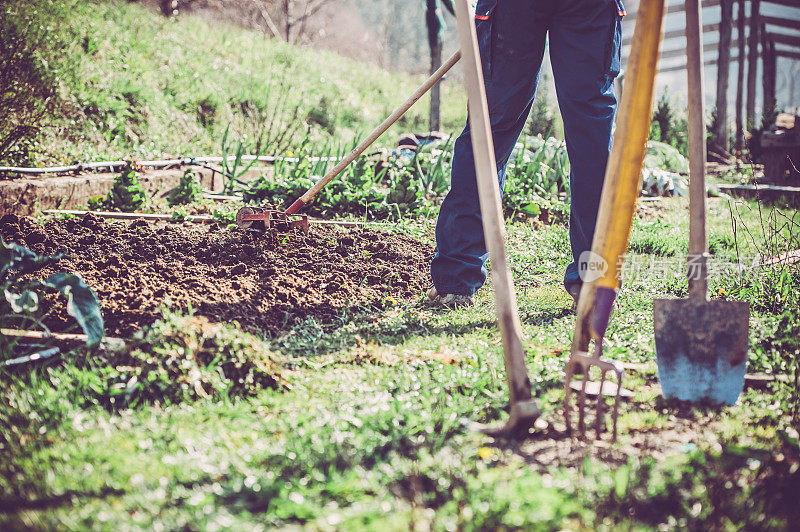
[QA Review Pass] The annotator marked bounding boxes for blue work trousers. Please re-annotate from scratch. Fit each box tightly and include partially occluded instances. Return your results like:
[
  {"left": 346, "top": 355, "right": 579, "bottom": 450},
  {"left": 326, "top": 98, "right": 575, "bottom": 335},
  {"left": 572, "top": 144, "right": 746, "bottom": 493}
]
[{"left": 431, "top": 0, "right": 625, "bottom": 295}]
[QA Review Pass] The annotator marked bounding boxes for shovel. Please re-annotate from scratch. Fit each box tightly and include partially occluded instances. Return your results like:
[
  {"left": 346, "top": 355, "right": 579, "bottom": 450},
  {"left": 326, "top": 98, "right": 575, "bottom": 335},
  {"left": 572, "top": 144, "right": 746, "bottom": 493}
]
[{"left": 652, "top": 0, "right": 749, "bottom": 405}]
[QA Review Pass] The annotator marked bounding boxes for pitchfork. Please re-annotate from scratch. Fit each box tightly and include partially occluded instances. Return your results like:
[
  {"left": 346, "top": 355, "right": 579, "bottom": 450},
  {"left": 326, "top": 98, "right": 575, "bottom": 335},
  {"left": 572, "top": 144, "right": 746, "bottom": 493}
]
[{"left": 563, "top": 0, "right": 666, "bottom": 441}]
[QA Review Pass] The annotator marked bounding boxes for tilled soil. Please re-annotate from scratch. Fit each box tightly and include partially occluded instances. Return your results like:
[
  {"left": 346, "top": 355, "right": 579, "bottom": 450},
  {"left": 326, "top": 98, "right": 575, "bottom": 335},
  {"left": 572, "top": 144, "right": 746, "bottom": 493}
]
[{"left": 1, "top": 213, "right": 434, "bottom": 337}]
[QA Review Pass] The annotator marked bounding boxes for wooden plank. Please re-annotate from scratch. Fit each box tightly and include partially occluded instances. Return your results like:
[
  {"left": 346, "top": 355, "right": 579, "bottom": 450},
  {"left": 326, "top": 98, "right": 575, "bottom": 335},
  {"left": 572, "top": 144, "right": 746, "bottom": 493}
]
[
  {"left": 761, "top": 0, "right": 800, "bottom": 7},
  {"left": 659, "top": 40, "right": 741, "bottom": 60},
  {"left": 760, "top": 15, "right": 800, "bottom": 31},
  {"left": 776, "top": 48, "right": 800, "bottom": 60},
  {"left": 716, "top": 183, "right": 800, "bottom": 201},
  {"left": 44, "top": 210, "right": 215, "bottom": 223},
  {"left": 42, "top": 210, "right": 391, "bottom": 228},
  {"left": 769, "top": 32, "right": 800, "bottom": 48},
  {"left": 624, "top": 21, "right": 725, "bottom": 46},
  {"left": 657, "top": 55, "right": 741, "bottom": 74},
  {"left": 624, "top": 0, "right": 721, "bottom": 19},
  {"left": 762, "top": 250, "right": 800, "bottom": 267},
  {"left": 0, "top": 329, "right": 118, "bottom": 342}
]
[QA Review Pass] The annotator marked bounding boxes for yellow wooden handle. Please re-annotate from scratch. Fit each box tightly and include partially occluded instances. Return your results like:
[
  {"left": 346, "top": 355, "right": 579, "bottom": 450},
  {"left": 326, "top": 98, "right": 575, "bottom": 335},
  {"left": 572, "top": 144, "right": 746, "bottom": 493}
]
[
  {"left": 572, "top": 0, "right": 666, "bottom": 352},
  {"left": 593, "top": 0, "right": 665, "bottom": 290}
]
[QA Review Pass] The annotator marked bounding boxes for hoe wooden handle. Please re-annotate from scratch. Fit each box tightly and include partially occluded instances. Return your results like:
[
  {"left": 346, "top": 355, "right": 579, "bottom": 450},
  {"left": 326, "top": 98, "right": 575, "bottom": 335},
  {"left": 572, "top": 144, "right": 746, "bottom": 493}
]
[
  {"left": 452, "top": 0, "right": 532, "bottom": 406},
  {"left": 285, "top": 51, "right": 462, "bottom": 215}
]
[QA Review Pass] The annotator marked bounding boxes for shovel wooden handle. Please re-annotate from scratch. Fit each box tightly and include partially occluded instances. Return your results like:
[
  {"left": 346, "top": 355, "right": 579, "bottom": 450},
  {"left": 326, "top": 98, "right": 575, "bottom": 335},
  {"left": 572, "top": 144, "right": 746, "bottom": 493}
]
[
  {"left": 285, "top": 51, "right": 462, "bottom": 215},
  {"left": 452, "top": 0, "right": 532, "bottom": 406},
  {"left": 686, "top": 0, "right": 709, "bottom": 300}
]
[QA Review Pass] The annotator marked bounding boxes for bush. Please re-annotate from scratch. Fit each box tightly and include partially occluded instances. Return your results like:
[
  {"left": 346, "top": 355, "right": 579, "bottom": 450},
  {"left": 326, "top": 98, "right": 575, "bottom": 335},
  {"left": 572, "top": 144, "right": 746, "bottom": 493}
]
[
  {"left": 525, "top": 74, "right": 556, "bottom": 138},
  {"left": 650, "top": 89, "right": 688, "bottom": 157}
]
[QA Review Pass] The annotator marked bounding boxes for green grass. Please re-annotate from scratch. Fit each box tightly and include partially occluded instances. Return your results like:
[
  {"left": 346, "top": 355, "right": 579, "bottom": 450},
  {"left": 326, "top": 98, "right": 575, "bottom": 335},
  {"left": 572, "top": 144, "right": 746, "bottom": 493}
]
[
  {"left": 7, "top": 0, "right": 466, "bottom": 165},
  {"left": 2, "top": 2, "right": 799, "bottom": 528},
  {"left": 2, "top": 197, "right": 799, "bottom": 530}
]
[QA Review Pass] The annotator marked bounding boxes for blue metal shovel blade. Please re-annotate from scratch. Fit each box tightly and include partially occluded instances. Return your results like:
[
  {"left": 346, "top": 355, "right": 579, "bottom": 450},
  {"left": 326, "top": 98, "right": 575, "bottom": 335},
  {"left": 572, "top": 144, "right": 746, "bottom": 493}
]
[{"left": 653, "top": 298, "right": 750, "bottom": 405}]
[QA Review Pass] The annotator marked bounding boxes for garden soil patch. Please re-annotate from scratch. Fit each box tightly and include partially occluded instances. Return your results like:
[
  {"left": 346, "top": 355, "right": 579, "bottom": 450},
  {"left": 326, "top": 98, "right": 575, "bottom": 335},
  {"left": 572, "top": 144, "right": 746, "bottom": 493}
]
[{"left": 1, "top": 213, "right": 434, "bottom": 337}]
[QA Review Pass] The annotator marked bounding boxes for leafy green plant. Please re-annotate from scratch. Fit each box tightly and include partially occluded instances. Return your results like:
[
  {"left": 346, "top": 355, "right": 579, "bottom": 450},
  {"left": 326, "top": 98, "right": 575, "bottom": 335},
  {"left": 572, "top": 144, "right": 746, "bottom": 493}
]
[
  {"left": 167, "top": 168, "right": 202, "bottom": 206},
  {"left": 104, "top": 162, "right": 148, "bottom": 212},
  {"left": 243, "top": 134, "right": 425, "bottom": 220},
  {"left": 502, "top": 136, "right": 570, "bottom": 221},
  {"left": 1, "top": 238, "right": 103, "bottom": 356},
  {"left": 211, "top": 205, "right": 236, "bottom": 224}
]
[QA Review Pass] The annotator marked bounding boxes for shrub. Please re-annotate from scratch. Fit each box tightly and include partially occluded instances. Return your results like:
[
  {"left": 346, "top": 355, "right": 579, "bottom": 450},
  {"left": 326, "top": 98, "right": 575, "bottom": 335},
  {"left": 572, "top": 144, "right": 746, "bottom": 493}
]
[{"left": 650, "top": 89, "right": 688, "bottom": 157}]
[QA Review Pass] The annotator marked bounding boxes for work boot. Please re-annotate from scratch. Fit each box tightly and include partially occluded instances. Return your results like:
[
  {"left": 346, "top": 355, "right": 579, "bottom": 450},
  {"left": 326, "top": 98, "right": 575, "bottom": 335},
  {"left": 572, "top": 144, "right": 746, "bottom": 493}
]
[
  {"left": 565, "top": 283, "right": 581, "bottom": 312},
  {"left": 426, "top": 287, "right": 474, "bottom": 308}
]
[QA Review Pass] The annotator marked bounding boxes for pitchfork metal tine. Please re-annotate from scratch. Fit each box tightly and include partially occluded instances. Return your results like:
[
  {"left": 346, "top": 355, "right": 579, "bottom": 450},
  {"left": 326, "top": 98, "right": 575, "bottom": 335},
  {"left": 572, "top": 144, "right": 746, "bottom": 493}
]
[
  {"left": 578, "top": 366, "right": 588, "bottom": 436},
  {"left": 612, "top": 368, "right": 623, "bottom": 440},
  {"left": 595, "top": 368, "right": 607, "bottom": 439}
]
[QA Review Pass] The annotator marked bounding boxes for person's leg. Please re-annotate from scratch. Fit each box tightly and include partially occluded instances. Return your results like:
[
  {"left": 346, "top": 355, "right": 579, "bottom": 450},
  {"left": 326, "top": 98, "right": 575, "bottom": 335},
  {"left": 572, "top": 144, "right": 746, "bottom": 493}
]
[
  {"left": 431, "top": 0, "right": 551, "bottom": 296},
  {"left": 548, "top": 0, "right": 623, "bottom": 293}
]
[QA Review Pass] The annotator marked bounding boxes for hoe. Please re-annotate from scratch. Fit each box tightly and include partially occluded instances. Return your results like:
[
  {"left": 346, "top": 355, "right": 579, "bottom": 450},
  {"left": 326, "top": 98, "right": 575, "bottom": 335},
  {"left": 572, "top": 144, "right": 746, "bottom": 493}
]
[
  {"left": 235, "top": 51, "right": 462, "bottom": 232},
  {"left": 236, "top": 0, "right": 541, "bottom": 437}
]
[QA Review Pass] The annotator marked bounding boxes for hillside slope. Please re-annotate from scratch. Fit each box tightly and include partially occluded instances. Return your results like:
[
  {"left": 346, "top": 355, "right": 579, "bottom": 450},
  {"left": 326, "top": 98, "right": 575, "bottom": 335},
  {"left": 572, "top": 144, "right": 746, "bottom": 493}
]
[{"left": 1, "top": 0, "right": 466, "bottom": 166}]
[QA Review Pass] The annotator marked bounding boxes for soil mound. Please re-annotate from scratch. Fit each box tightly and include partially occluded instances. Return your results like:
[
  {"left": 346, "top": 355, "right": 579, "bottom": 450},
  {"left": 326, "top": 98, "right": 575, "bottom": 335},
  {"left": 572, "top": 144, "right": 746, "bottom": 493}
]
[{"left": 1, "top": 214, "right": 434, "bottom": 337}]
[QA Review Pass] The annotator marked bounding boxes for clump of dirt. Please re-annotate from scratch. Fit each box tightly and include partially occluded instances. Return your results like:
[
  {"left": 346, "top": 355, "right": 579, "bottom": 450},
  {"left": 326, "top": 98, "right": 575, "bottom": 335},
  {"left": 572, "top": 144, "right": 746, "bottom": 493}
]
[{"left": 1, "top": 213, "right": 434, "bottom": 337}]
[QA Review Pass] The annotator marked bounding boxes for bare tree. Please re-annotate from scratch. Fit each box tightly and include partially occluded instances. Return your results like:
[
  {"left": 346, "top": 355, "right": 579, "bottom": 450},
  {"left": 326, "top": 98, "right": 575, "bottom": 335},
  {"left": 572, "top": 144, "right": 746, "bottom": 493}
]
[{"left": 275, "top": 0, "right": 335, "bottom": 44}]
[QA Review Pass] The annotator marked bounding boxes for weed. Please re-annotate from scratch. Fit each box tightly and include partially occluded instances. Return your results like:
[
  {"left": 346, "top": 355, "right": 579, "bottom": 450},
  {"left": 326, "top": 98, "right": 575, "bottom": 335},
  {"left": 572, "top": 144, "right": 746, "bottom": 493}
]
[
  {"left": 89, "top": 310, "right": 288, "bottom": 409},
  {"left": 169, "top": 207, "right": 188, "bottom": 223}
]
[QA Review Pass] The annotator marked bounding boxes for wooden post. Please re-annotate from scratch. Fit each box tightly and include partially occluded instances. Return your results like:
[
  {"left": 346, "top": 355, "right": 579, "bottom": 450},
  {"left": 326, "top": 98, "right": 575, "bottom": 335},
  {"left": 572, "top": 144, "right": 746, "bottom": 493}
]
[
  {"left": 735, "top": 0, "right": 746, "bottom": 150},
  {"left": 715, "top": 0, "right": 733, "bottom": 151},
  {"left": 761, "top": 32, "right": 777, "bottom": 122},
  {"left": 746, "top": 0, "right": 760, "bottom": 130}
]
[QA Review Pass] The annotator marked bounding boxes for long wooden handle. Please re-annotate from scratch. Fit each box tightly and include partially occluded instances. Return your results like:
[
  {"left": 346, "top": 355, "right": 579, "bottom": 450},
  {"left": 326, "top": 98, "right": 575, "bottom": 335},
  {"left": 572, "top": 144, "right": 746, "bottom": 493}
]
[
  {"left": 572, "top": 0, "right": 666, "bottom": 352},
  {"left": 686, "top": 0, "right": 709, "bottom": 300},
  {"left": 285, "top": 51, "right": 462, "bottom": 214},
  {"left": 453, "top": 0, "right": 532, "bottom": 405}
]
